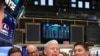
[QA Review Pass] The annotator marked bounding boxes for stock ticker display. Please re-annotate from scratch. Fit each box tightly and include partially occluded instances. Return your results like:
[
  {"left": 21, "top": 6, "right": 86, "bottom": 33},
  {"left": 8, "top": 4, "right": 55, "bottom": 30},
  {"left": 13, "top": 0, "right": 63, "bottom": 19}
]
[{"left": 41, "top": 23, "right": 70, "bottom": 43}]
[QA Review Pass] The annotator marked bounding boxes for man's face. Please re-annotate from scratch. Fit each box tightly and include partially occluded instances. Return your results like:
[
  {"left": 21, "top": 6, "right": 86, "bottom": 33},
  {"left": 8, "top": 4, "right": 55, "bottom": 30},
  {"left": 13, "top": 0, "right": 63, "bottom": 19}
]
[
  {"left": 27, "top": 49, "right": 39, "bottom": 56},
  {"left": 10, "top": 52, "right": 21, "bottom": 56},
  {"left": 45, "top": 43, "right": 59, "bottom": 56},
  {"left": 73, "top": 45, "right": 89, "bottom": 56}
]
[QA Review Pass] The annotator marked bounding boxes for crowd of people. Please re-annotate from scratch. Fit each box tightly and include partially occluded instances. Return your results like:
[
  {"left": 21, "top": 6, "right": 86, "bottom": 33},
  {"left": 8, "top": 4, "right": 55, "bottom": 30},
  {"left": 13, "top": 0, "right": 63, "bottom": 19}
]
[
  {"left": 8, "top": 40, "right": 89, "bottom": 56},
  {"left": 0, "top": 0, "right": 94, "bottom": 56}
]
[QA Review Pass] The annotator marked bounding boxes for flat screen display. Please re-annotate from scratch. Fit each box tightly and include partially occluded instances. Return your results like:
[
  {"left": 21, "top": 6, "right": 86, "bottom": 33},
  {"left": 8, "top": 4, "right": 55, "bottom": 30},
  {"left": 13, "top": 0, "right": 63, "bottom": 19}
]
[
  {"left": 78, "top": 1, "right": 83, "bottom": 8},
  {"left": 0, "top": 11, "right": 16, "bottom": 45},
  {"left": 85, "top": 2, "right": 90, "bottom": 9},
  {"left": 41, "top": 23, "right": 70, "bottom": 43}
]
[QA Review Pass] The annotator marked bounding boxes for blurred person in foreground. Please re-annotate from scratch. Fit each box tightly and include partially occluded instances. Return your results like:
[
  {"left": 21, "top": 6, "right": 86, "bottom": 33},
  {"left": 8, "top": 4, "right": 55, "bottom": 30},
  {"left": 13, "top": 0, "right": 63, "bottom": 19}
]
[
  {"left": 26, "top": 44, "right": 39, "bottom": 56},
  {"left": 73, "top": 42, "right": 89, "bottom": 56},
  {"left": 0, "top": 0, "right": 4, "bottom": 31},
  {"left": 8, "top": 47, "right": 22, "bottom": 56},
  {"left": 44, "top": 40, "right": 59, "bottom": 56}
]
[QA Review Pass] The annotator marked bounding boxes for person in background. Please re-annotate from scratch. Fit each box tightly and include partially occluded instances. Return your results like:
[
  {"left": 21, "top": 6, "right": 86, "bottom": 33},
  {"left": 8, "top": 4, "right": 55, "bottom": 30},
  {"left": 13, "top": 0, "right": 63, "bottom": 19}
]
[
  {"left": 59, "top": 51, "right": 69, "bottom": 56},
  {"left": 38, "top": 47, "right": 45, "bottom": 56},
  {"left": 44, "top": 40, "right": 59, "bottom": 56},
  {"left": 0, "top": 0, "right": 4, "bottom": 31},
  {"left": 8, "top": 47, "right": 22, "bottom": 56},
  {"left": 26, "top": 45, "right": 39, "bottom": 56},
  {"left": 73, "top": 42, "right": 89, "bottom": 56}
]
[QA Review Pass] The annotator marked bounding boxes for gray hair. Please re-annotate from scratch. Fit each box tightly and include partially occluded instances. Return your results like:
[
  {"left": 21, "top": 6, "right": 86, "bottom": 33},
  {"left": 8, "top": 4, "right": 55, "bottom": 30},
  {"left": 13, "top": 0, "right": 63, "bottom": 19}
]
[
  {"left": 44, "top": 40, "right": 59, "bottom": 50},
  {"left": 26, "top": 44, "right": 37, "bottom": 51}
]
